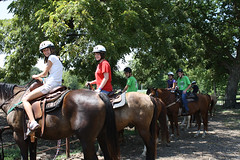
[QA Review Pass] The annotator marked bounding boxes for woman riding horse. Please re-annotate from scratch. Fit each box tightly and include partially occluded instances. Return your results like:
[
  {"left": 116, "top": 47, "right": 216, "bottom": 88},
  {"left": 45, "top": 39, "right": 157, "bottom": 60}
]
[{"left": 22, "top": 40, "right": 63, "bottom": 136}]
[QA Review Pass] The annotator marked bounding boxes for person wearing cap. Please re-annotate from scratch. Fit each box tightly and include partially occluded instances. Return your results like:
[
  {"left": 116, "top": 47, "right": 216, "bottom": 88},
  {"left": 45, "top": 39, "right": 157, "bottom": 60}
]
[
  {"left": 191, "top": 81, "right": 200, "bottom": 94},
  {"left": 166, "top": 71, "right": 176, "bottom": 91},
  {"left": 176, "top": 68, "right": 191, "bottom": 115},
  {"left": 22, "top": 40, "right": 63, "bottom": 135},
  {"left": 122, "top": 67, "right": 138, "bottom": 92},
  {"left": 86, "top": 45, "right": 112, "bottom": 94}
]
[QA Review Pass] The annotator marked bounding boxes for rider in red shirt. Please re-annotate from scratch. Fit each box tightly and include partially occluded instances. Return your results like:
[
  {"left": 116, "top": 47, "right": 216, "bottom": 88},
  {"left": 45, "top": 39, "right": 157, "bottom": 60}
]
[{"left": 86, "top": 45, "right": 113, "bottom": 94}]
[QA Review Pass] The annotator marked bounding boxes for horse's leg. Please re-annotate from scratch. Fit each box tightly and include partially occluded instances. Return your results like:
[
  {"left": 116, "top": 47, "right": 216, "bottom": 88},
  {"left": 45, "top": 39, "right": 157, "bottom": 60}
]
[
  {"left": 168, "top": 115, "right": 175, "bottom": 137},
  {"left": 137, "top": 128, "right": 155, "bottom": 160},
  {"left": 29, "top": 139, "right": 37, "bottom": 160},
  {"left": 194, "top": 112, "right": 201, "bottom": 137},
  {"left": 186, "top": 115, "right": 191, "bottom": 129},
  {"left": 13, "top": 131, "right": 29, "bottom": 160},
  {"left": 201, "top": 111, "right": 209, "bottom": 138},
  {"left": 173, "top": 113, "right": 179, "bottom": 137},
  {"left": 79, "top": 138, "right": 98, "bottom": 160},
  {"left": 180, "top": 116, "right": 186, "bottom": 129}
]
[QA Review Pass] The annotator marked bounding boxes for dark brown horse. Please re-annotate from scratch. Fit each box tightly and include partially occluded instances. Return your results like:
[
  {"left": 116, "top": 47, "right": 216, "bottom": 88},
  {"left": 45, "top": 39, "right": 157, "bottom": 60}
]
[
  {"left": 0, "top": 83, "right": 119, "bottom": 160},
  {"left": 113, "top": 92, "right": 169, "bottom": 159},
  {"left": 147, "top": 88, "right": 212, "bottom": 138}
]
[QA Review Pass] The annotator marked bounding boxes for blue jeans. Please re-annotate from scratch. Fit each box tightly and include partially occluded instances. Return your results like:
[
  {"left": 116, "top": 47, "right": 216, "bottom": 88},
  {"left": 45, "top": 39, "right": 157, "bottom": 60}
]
[
  {"left": 180, "top": 91, "right": 189, "bottom": 112},
  {"left": 101, "top": 90, "right": 110, "bottom": 95}
]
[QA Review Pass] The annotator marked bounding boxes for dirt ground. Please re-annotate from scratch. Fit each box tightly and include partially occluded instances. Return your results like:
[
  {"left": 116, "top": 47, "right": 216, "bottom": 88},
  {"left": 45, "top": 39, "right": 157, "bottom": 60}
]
[{"left": 0, "top": 107, "right": 239, "bottom": 160}]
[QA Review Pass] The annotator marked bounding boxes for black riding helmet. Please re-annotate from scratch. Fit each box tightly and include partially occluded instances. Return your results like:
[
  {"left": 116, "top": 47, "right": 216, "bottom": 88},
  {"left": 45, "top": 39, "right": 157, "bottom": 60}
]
[
  {"left": 124, "top": 67, "right": 132, "bottom": 73},
  {"left": 176, "top": 68, "right": 183, "bottom": 73}
]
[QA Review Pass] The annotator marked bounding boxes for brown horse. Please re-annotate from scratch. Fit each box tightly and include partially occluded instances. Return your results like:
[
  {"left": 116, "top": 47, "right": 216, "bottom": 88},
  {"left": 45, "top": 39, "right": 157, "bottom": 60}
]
[
  {"left": 147, "top": 88, "right": 181, "bottom": 137},
  {"left": 147, "top": 88, "right": 212, "bottom": 138},
  {"left": 0, "top": 83, "right": 119, "bottom": 160},
  {"left": 113, "top": 92, "right": 169, "bottom": 159}
]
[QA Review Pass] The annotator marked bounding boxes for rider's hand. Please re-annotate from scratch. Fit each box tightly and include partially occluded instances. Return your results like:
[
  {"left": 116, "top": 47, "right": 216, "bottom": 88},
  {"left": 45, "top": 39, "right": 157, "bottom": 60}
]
[
  {"left": 85, "top": 82, "right": 90, "bottom": 87},
  {"left": 95, "top": 88, "right": 101, "bottom": 93}
]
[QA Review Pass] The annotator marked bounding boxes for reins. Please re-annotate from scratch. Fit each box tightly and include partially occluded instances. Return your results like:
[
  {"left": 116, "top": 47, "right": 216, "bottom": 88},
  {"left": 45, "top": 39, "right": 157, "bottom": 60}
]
[{"left": 165, "top": 98, "right": 180, "bottom": 108}]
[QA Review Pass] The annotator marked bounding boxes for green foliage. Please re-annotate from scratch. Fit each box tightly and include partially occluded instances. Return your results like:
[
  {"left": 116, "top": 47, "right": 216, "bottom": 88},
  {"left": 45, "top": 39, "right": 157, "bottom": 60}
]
[
  {"left": 3, "top": 146, "right": 20, "bottom": 160},
  {"left": 0, "top": 0, "right": 239, "bottom": 106},
  {"left": 62, "top": 71, "right": 82, "bottom": 89}
]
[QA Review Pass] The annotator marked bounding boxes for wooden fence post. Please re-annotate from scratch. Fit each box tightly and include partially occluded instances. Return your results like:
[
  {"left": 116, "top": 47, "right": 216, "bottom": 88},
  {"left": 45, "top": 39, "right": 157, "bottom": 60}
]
[{"left": 66, "top": 137, "right": 70, "bottom": 158}]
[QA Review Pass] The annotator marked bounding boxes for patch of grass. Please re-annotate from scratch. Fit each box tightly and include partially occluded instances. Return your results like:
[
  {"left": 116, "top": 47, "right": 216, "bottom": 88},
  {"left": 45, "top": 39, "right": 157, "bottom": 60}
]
[
  {"left": 3, "top": 146, "right": 20, "bottom": 160},
  {"left": 124, "top": 127, "right": 138, "bottom": 136}
]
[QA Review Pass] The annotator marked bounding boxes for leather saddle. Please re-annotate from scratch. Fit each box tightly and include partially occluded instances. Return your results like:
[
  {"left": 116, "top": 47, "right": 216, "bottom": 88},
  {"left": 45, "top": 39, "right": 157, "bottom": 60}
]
[
  {"left": 24, "top": 81, "right": 69, "bottom": 137},
  {"left": 186, "top": 92, "right": 198, "bottom": 102},
  {"left": 108, "top": 91, "right": 127, "bottom": 109},
  {"left": 175, "top": 90, "right": 198, "bottom": 102}
]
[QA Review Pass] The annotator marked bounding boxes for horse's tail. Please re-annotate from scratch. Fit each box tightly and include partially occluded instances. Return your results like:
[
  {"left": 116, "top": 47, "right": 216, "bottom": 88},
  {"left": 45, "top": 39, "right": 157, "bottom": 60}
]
[
  {"left": 149, "top": 96, "right": 159, "bottom": 158},
  {"left": 158, "top": 100, "right": 170, "bottom": 144},
  {"left": 209, "top": 95, "right": 215, "bottom": 117},
  {"left": 98, "top": 93, "right": 119, "bottom": 160}
]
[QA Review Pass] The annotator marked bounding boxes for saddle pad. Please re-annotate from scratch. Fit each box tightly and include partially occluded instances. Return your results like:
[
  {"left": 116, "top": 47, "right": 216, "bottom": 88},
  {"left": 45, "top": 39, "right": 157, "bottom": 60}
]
[
  {"left": 45, "top": 90, "right": 70, "bottom": 112},
  {"left": 113, "top": 92, "right": 126, "bottom": 109}
]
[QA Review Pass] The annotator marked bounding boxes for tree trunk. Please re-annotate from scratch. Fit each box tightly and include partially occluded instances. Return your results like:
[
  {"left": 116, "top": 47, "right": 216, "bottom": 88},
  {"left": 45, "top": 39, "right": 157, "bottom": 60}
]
[{"left": 224, "top": 64, "right": 240, "bottom": 108}]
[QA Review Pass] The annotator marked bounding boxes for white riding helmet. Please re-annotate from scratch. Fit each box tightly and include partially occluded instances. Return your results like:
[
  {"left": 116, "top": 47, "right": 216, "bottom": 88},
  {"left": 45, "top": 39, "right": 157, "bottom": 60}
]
[
  {"left": 192, "top": 81, "right": 196, "bottom": 84},
  {"left": 93, "top": 45, "right": 106, "bottom": 53},
  {"left": 39, "top": 40, "right": 54, "bottom": 52},
  {"left": 168, "top": 72, "right": 174, "bottom": 76}
]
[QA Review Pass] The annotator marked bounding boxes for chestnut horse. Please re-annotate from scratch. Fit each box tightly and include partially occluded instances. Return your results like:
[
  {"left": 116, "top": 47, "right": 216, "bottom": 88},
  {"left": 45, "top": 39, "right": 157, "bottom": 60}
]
[
  {"left": 114, "top": 92, "right": 168, "bottom": 159},
  {"left": 0, "top": 83, "right": 119, "bottom": 160},
  {"left": 147, "top": 88, "right": 212, "bottom": 138},
  {"left": 147, "top": 88, "right": 181, "bottom": 137}
]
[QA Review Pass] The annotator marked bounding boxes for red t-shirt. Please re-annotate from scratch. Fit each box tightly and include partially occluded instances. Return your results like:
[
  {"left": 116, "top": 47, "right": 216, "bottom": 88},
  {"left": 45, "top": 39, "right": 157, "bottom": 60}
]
[{"left": 95, "top": 60, "right": 113, "bottom": 92}]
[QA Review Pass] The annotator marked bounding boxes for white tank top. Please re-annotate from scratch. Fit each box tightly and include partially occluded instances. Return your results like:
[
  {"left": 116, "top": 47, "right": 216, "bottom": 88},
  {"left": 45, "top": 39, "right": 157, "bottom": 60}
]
[{"left": 45, "top": 55, "right": 63, "bottom": 86}]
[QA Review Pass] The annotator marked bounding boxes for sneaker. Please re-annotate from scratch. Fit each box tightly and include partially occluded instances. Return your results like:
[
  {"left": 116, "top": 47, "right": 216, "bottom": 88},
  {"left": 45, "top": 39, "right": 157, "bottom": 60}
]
[{"left": 29, "top": 121, "right": 40, "bottom": 131}]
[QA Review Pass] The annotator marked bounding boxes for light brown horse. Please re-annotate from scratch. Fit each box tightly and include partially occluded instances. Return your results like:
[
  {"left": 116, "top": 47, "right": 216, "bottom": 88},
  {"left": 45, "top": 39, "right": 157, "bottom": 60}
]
[
  {"left": 147, "top": 88, "right": 212, "bottom": 138},
  {"left": 0, "top": 83, "right": 119, "bottom": 160},
  {"left": 113, "top": 92, "right": 168, "bottom": 159}
]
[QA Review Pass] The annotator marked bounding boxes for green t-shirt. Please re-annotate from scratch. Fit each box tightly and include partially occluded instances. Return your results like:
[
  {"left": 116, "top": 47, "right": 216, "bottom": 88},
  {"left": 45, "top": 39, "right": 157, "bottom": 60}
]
[
  {"left": 126, "top": 76, "right": 138, "bottom": 92},
  {"left": 177, "top": 76, "right": 191, "bottom": 91}
]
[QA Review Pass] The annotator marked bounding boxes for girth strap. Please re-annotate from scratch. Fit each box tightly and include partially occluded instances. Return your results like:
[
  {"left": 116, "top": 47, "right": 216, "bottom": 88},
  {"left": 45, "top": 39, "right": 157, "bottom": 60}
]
[{"left": 41, "top": 99, "right": 46, "bottom": 137}]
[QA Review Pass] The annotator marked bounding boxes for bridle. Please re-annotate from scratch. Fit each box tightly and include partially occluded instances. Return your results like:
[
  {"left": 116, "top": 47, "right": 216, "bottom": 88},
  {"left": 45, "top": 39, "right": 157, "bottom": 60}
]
[{"left": 150, "top": 88, "right": 180, "bottom": 108}]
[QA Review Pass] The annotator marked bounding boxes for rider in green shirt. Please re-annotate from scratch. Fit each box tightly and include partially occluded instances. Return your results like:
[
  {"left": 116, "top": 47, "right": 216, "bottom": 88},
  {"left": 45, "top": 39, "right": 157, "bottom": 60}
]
[
  {"left": 122, "top": 67, "right": 138, "bottom": 92},
  {"left": 176, "top": 68, "right": 192, "bottom": 115}
]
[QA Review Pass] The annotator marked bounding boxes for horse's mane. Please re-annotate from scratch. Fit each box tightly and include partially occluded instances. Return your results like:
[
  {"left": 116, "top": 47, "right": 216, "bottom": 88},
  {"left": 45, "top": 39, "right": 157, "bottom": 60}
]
[{"left": 0, "top": 83, "right": 16, "bottom": 100}]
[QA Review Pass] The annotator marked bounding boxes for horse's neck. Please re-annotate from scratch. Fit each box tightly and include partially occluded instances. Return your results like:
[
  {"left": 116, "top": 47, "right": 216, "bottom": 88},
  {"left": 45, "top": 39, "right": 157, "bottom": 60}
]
[
  {"left": 158, "top": 90, "right": 175, "bottom": 105},
  {"left": 2, "top": 87, "right": 25, "bottom": 115}
]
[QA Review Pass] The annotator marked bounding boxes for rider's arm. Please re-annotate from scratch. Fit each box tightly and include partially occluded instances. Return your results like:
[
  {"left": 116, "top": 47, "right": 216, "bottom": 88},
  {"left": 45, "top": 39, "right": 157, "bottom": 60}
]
[
  {"left": 98, "top": 72, "right": 109, "bottom": 90},
  {"left": 32, "top": 60, "right": 53, "bottom": 82},
  {"left": 184, "top": 84, "right": 192, "bottom": 93},
  {"left": 122, "top": 85, "right": 128, "bottom": 92},
  {"left": 172, "top": 82, "right": 176, "bottom": 90}
]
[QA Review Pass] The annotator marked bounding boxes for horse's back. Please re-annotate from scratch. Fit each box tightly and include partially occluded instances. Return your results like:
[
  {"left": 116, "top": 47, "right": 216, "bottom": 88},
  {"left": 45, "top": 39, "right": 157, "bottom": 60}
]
[
  {"left": 61, "top": 89, "right": 106, "bottom": 134},
  {"left": 115, "top": 92, "right": 154, "bottom": 127}
]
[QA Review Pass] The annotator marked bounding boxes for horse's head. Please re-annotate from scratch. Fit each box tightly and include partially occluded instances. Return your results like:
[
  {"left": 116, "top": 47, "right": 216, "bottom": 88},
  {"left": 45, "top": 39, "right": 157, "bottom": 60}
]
[
  {"left": 146, "top": 88, "right": 157, "bottom": 97},
  {"left": 0, "top": 83, "right": 16, "bottom": 108}
]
